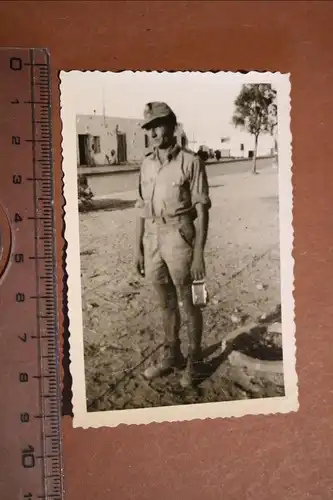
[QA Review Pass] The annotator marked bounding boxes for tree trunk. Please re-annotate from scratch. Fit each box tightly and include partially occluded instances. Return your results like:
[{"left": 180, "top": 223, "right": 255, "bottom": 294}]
[{"left": 253, "top": 134, "right": 259, "bottom": 174}]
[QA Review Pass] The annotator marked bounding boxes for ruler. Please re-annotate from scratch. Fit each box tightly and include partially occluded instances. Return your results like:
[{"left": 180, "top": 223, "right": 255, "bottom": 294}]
[{"left": 0, "top": 49, "right": 63, "bottom": 499}]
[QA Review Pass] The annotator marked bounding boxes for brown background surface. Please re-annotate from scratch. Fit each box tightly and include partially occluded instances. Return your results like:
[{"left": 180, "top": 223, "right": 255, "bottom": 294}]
[{"left": 1, "top": 1, "right": 333, "bottom": 499}]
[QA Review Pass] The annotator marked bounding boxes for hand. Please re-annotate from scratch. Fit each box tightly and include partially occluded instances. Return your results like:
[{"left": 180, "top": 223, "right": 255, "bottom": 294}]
[
  {"left": 191, "top": 251, "right": 205, "bottom": 281},
  {"left": 135, "top": 249, "right": 145, "bottom": 277}
]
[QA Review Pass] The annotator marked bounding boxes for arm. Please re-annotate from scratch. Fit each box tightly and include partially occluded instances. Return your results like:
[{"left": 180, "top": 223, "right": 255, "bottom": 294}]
[
  {"left": 135, "top": 215, "right": 145, "bottom": 255},
  {"left": 191, "top": 203, "right": 209, "bottom": 281},
  {"left": 194, "top": 203, "right": 209, "bottom": 255},
  {"left": 134, "top": 172, "right": 146, "bottom": 276},
  {"left": 189, "top": 157, "right": 211, "bottom": 280}
]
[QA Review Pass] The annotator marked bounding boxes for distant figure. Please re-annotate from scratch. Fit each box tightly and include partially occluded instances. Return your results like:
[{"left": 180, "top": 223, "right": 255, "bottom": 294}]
[
  {"left": 197, "top": 146, "right": 208, "bottom": 162},
  {"left": 78, "top": 174, "right": 93, "bottom": 206},
  {"left": 110, "top": 149, "right": 117, "bottom": 165},
  {"left": 215, "top": 150, "right": 221, "bottom": 161},
  {"left": 106, "top": 149, "right": 118, "bottom": 166},
  {"left": 89, "top": 143, "right": 96, "bottom": 167}
]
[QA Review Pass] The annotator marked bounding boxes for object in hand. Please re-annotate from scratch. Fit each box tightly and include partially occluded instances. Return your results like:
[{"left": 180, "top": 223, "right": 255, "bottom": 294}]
[{"left": 191, "top": 280, "right": 208, "bottom": 307}]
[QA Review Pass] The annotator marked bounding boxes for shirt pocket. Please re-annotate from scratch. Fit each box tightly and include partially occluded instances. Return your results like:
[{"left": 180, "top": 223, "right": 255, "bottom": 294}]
[{"left": 164, "top": 178, "right": 190, "bottom": 212}]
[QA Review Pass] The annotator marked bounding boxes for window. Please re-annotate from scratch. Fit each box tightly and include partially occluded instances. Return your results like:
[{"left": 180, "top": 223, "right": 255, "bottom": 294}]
[
  {"left": 240, "top": 143, "right": 244, "bottom": 151},
  {"left": 93, "top": 136, "right": 101, "bottom": 154}
]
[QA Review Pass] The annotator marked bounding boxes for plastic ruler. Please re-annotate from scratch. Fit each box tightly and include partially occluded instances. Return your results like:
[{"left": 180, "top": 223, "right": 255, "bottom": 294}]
[{"left": 0, "top": 48, "right": 63, "bottom": 499}]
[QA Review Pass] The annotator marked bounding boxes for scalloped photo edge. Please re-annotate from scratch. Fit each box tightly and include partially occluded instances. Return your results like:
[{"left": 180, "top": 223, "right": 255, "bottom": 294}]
[{"left": 60, "top": 70, "right": 297, "bottom": 428}]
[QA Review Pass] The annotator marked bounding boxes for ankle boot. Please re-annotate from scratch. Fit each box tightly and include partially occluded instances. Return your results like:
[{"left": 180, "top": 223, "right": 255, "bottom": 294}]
[
  {"left": 144, "top": 340, "right": 186, "bottom": 381},
  {"left": 180, "top": 347, "right": 202, "bottom": 388}
]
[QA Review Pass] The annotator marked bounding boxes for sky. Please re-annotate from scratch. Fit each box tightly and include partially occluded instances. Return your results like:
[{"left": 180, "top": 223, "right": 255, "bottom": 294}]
[{"left": 66, "top": 71, "right": 251, "bottom": 149}]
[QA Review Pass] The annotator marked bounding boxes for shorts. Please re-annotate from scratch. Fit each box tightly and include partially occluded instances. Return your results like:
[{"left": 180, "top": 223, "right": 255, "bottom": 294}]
[{"left": 143, "top": 218, "right": 195, "bottom": 286}]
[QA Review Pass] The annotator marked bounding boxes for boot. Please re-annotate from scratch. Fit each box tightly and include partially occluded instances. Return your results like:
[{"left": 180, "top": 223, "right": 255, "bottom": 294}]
[
  {"left": 144, "top": 340, "right": 186, "bottom": 381},
  {"left": 180, "top": 347, "right": 202, "bottom": 388}
]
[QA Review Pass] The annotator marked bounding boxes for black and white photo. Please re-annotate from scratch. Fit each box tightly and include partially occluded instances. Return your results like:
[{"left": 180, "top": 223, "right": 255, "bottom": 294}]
[{"left": 60, "top": 71, "right": 297, "bottom": 427}]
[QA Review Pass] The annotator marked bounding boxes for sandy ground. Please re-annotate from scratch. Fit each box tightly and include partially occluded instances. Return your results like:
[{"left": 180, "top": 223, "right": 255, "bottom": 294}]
[{"left": 79, "top": 163, "right": 284, "bottom": 412}]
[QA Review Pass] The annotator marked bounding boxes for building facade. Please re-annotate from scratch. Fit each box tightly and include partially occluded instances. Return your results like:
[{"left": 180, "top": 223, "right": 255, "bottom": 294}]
[
  {"left": 196, "top": 129, "right": 276, "bottom": 159},
  {"left": 76, "top": 114, "right": 187, "bottom": 166},
  {"left": 219, "top": 131, "right": 276, "bottom": 159}
]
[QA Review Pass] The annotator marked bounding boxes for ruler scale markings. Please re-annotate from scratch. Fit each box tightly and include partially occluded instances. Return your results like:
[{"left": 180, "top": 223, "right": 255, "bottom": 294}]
[{"left": 29, "top": 49, "right": 48, "bottom": 499}]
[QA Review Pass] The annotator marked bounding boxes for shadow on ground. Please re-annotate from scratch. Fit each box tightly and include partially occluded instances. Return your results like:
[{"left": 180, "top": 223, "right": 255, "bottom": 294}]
[
  {"left": 193, "top": 304, "right": 283, "bottom": 386},
  {"left": 79, "top": 199, "right": 136, "bottom": 213},
  {"left": 232, "top": 326, "right": 282, "bottom": 361}
]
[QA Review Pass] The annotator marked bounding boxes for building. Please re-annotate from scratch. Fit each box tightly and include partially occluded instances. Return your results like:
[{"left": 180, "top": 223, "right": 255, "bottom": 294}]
[
  {"left": 76, "top": 114, "right": 188, "bottom": 166},
  {"left": 196, "top": 129, "right": 276, "bottom": 159},
  {"left": 218, "top": 131, "right": 276, "bottom": 159}
]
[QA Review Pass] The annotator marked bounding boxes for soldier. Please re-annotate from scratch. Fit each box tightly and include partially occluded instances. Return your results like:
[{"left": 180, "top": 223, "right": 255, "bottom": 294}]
[{"left": 134, "top": 102, "right": 211, "bottom": 387}]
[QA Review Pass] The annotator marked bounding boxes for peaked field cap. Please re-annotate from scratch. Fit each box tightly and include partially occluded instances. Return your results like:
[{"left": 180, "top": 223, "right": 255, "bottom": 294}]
[{"left": 141, "top": 102, "right": 176, "bottom": 129}]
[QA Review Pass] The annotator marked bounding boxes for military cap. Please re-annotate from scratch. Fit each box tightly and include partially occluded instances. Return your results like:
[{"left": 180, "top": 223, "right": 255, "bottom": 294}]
[{"left": 141, "top": 102, "right": 176, "bottom": 129}]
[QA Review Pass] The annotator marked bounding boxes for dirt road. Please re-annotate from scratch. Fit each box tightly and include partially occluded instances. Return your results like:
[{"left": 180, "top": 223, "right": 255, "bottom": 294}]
[
  {"left": 86, "top": 157, "right": 274, "bottom": 198},
  {"left": 79, "top": 162, "right": 284, "bottom": 412}
]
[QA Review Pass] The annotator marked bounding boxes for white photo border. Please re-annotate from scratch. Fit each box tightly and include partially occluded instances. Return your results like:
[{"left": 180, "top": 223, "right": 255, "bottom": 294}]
[{"left": 60, "top": 71, "right": 298, "bottom": 428}]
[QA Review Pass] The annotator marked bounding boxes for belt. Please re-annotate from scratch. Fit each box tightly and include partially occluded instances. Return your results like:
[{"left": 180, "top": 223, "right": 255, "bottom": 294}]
[{"left": 151, "top": 213, "right": 194, "bottom": 225}]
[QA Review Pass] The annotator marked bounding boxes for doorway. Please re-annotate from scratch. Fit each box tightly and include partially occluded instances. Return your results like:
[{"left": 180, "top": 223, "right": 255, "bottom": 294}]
[
  {"left": 117, "top": 133, "right": 127, "bottom": 163},
  {"left": 78, "top": 134, "right": 90, "bottom": 165}
]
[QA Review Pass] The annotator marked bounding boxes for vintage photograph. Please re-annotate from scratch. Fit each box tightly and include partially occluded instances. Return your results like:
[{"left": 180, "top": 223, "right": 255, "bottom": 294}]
[{"left": 61, "top": 71, "right": 297, "bottom": 427}]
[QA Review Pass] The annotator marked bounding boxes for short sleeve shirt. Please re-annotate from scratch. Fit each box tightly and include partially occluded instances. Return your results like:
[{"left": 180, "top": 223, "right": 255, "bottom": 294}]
[{"left": 136, "top": 144, "right": 211, "bottom": 219}]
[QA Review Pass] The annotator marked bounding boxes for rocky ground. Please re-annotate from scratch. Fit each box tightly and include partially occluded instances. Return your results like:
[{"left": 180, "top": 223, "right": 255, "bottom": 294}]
[{"left": 79, "top": 163, "right": 284, "bottom": 412}]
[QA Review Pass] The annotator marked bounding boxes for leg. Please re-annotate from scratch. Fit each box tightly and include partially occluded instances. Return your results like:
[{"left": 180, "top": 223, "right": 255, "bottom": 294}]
[
  {"left": 178, "top": 284, "right": 204, "bottom": 388},
  {"left": 160, "top": 224, "right": 204, "bottom": 386},
  {"left": 143, "top": 281, "right": 186, "bottom": 380},
  {"left": 155, "top": 282, "right": 181, "bottom": 348}
]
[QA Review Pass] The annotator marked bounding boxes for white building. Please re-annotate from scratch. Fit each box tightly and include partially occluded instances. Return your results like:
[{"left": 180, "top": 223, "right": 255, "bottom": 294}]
[
  {"left": 226, "top": 131, "right": 275, "bottom": 158},
  {"left": 197, "top": 129, "right": 276, "bottom": 159}
]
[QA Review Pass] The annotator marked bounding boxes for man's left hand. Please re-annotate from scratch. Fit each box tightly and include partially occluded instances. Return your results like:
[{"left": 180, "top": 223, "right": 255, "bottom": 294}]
[{"left": 191, "top": 251, "right": 205, "bottom": 281}]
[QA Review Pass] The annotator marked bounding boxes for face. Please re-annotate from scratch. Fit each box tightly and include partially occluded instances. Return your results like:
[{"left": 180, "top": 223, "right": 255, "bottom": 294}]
[{"left": 146, "top": 119, "right": 175, "bottom": 149}]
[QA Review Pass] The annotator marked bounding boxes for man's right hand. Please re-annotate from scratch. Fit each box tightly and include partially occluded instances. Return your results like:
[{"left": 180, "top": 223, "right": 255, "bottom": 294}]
[{"left": 135, "top": 250, "right": 145, "bottom": 277}]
